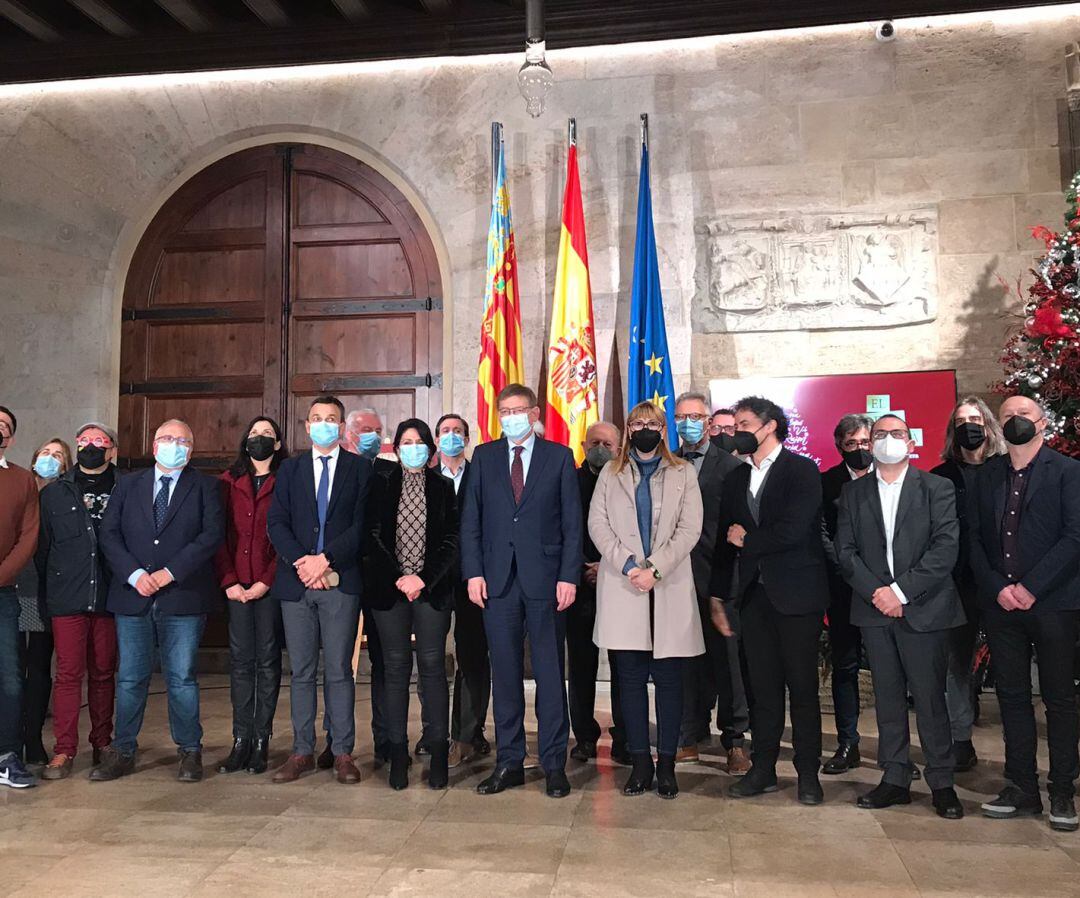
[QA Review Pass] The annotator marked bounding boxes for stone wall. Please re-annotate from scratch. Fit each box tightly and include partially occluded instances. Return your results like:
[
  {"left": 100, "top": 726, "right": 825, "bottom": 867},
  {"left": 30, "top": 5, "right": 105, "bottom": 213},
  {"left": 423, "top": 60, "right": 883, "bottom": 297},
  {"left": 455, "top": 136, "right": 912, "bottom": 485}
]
[{"left": 0, "top": 8, "right": 1073, "bottom": 458}]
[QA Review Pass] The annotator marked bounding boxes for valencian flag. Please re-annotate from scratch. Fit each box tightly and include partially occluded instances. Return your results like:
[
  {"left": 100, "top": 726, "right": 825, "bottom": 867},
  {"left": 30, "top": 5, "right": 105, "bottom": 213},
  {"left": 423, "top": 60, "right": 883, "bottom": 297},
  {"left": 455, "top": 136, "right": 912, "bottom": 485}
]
[
  {"left": 477, "top": 123, "right": 525, "bottom": 443},
  {"left": 628, "top": 115, "right": 677, "bottom": 449},
  {"left": 544, "top": 119, "right": 598, "bottom": 465}
]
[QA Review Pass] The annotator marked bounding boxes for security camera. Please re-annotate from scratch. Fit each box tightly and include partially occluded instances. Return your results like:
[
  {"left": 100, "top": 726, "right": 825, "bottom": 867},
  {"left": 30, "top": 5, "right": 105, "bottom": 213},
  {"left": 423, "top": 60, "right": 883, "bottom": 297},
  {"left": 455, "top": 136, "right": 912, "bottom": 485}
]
[{"left": 875, "top": 21, "right": 896, "bottom": 42}]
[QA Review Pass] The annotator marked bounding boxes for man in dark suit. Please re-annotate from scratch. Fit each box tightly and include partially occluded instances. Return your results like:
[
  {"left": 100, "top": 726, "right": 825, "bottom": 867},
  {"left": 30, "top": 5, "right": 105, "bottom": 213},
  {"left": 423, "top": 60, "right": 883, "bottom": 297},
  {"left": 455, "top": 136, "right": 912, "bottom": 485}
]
[
  {"left": 268, "top": 396, "right": 370, "bottom": 785},
  {"left": 836, "top": 414, "right": 965, "bottom": 819},
  {"left": 94, "top": 418, "right": 224, "bottom": 783},
  {"left": 674, "top": 391, "right": 749, "bottom": 774},
  {"left": 460, "top": 384, "right": 582, "bottom": 798},
  {"left": 819, "top": 413, "right": 875, "bottom": 775},
  {"left": 709, "top": 396, "right": 828, "bottom": 805},
  {"left": 970, "top": 395, "right": 1080, "bottom": 833}
]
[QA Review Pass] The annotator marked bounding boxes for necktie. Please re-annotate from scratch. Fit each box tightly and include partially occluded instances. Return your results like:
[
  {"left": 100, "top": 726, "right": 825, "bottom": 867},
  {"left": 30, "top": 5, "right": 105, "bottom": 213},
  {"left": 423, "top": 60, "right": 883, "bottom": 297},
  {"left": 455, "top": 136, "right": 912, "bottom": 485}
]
[
  {"left": 316, "top": 456, "right": 330, "bottom": 553},
  {"left": 511, "top": 446, "right": 525, "bottom": 505},
  {"left": 684, "top": 451, "right": 702, "bottom": 461},
  {"left": 154, "top": 475, "right": 172, "bottom": 532}
]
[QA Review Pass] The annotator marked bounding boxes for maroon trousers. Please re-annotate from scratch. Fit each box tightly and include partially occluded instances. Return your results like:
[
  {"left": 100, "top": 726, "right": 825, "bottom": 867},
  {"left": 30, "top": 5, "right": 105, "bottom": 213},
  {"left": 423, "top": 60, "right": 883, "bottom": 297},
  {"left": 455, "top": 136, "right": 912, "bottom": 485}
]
[{"left": 51, "top": 612, "right": 117, "bottom": 757}]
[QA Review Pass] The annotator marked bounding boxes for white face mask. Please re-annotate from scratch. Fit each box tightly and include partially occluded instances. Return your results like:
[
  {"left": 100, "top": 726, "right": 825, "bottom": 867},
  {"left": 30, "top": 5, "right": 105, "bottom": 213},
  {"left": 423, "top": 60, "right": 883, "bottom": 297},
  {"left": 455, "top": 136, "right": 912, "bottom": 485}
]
[{"left": 872, "top": 435, "right": 909, "bottom": 465}]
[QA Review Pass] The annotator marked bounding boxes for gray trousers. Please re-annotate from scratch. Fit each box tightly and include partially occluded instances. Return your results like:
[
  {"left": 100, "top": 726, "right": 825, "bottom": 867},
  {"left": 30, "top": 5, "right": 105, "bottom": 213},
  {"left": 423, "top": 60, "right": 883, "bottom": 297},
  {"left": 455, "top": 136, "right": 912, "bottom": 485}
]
[
  {"left": 280, "top": 588, "right": 361, "bottom": 757},
  {"left": 862, "top": 620, "right": 955, "bottom": 791}
]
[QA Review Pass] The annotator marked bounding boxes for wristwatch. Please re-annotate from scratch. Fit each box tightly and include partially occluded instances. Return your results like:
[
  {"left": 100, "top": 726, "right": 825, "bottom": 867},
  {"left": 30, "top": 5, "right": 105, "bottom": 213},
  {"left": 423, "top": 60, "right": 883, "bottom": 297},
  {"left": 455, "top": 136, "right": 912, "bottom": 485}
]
[{"left": 646, "top": 560, "right": 662, "bottom": 582}]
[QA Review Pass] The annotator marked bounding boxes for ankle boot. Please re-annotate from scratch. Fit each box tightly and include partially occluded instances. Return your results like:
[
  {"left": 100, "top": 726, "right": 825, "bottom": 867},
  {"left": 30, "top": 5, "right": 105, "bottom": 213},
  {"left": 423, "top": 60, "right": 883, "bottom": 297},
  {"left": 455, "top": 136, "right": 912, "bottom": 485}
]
[
  {"left": 622, "top": 752, "right": 655, "bottom": 796},
  {"left": 656, "top": 753, "right": 679, "bottom": 799},
  {"left": 217, "top": 737, "right": 252, "bottom": 774},
  {"left": 389, "top": 742, "right": 410, "bottom": 790},
  {"left": 247, "top": 736, "right": 270, "bottom": 775},
  {"left": 428, "top": 741, "right": 449, "bottom": 790}
]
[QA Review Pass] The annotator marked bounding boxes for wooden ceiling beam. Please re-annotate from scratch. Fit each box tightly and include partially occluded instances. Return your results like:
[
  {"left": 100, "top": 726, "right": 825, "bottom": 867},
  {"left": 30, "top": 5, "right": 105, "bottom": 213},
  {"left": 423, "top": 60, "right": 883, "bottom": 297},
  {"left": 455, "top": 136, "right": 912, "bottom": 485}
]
[
  {"left": 0, "top": 0, "right": 62, "bottom": 41},
  {"left": 330, "top": 0, "right": 373, "bottom": 23},
  {"left": 419, "top": 0, "right": 456, "bottom": 13},
  {"left": 155, "top": 0, "right": 215, "bottom": 33},
  {"left": 67, "top": 0, "right": 137, "bottom": 37},
  {"left": 241, "top": 0, "right": 291, "bottom": 27}
]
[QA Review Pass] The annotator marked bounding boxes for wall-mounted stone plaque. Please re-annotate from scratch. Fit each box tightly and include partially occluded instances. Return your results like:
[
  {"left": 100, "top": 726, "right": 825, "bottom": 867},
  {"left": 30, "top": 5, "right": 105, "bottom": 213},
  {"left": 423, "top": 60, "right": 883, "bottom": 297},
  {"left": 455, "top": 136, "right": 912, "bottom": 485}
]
[{"left": 692, "top": 209, "right": 938, "bottom": 333}]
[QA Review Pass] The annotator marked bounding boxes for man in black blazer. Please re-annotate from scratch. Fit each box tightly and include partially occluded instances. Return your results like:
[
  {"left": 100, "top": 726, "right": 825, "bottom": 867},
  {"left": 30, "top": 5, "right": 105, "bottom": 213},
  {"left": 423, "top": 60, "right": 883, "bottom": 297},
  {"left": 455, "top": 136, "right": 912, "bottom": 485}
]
[
  {"left": 460, "top": 384, "right": 583, "bottom": 798},
  {"left": 94, "top": 419, "right": 224, "bottom": 783},
  {"left": 836, "top": 414, "right": 965, "bottom": 819},
  {"left": 970, "top": 395, "right": 1080, "bottom": 833},
  {"left": 268, "top": 396, "right": 370, "bottom": 786},
  {"left": 709, "top": 396, "right": 828, "bottom": 805}
]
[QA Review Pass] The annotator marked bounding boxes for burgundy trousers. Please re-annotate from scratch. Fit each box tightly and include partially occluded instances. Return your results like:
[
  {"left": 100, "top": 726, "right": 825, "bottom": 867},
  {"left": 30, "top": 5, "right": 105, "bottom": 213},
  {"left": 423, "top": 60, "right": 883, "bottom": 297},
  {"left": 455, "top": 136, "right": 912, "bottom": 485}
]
[{"left": 51, "top": 612, "right": 117, "bottom": 757}]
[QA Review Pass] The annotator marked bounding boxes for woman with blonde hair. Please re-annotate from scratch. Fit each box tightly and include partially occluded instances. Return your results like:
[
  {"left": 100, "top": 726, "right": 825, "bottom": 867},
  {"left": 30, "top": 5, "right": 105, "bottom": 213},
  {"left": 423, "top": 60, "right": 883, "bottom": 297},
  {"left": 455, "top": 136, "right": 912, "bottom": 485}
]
[{"left": 588, "top": 401, "right": 704, "bottom": 799}]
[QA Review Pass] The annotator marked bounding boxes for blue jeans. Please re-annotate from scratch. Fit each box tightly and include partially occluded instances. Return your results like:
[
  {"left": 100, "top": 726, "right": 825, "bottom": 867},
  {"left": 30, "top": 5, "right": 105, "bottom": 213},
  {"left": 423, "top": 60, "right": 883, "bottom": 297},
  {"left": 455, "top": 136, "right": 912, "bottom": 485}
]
[
  {"left": 114, "top": 606, "right": 206, "bottom": 755},
  {"left": 0, "top": 588, "right": 21, "bottom": 756},
  {"left": 613, "top": 649, "right": 684, "bottom": 757}
]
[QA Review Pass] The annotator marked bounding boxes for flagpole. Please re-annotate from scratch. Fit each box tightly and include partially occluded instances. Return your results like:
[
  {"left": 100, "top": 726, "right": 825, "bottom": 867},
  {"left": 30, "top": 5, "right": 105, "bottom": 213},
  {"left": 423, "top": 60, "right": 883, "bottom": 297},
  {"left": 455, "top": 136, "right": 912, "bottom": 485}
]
[
  {"left": 491, "top": 121, "right": 501, "bottom": 197},
  {"left": 640, "top": 112, "right": 648, "bottom": 153},
  {"left": 567, "top": 116, "right": 576, "bottom": 149}
]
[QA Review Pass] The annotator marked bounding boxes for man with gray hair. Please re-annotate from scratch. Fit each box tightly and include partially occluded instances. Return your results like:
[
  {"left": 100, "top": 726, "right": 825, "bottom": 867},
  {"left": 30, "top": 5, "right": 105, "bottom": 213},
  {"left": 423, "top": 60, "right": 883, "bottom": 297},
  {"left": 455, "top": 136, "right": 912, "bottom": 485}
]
[{"left": 343, "top": 408, "right": 384, "bottom": 461}]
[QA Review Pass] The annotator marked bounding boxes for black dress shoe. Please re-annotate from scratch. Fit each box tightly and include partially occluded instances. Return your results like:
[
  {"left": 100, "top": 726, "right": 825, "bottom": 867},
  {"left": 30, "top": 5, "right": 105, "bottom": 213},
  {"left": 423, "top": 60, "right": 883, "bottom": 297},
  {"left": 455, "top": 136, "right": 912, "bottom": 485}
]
[
  {"left": 88, "top": 747, "right": 135, "bottom": 782},
  {"left": 569, "top": 741, "right": 597, "bottom": 762},
  {"left": 797, "top": 774, "right": 824, "bottom": 806},
  {"left": 822, "top": 743, "right": 860, "bottom": 775},
  {"left": 546, "top": 768, "right": 571, "bottom": 798},
  {"left": 912, "top": 765, "right": 922, "bottom": 781},
  {"left": 656, "top": 754, "right": 678, "bottom": 800},
  {"left": 932, "top": 787, "right": 964, "bottom": 819},
  {"left": 472, "top": 734, "right": 491, "bottom": 756},
  {"left": 610, "top": 742, "right": 633, "bottom": 766},
  {"left": 217, "top": 737, "right": 252, "bottom": 774},
  {"left": 622, "top": 753, "right": 655, "bottom": 796},
  {"left": 389, "top": 743, "right": 410, "bottom": 791},
  {"left": 477, "top": 766, "right": 525, "bottom": 795},
  {"left": 728, "top": 767, "right": 779, "bottom": 798},
  {"left": 317, "top": 740, "right": 334, "bottom": 770},
  {"left": 428, "top": 742, "right": 449, "bottom": 790},
  {"left": 857, "top": 781, "right": 912, "bottom": 809},
  {"left": 247, "top": 736, "right": 270, "bottom": 775},
  {"left": 953, "top": 740, "right": 978, "bottom": 772},
  {"left": 414, "top": 737, "right": 431, "bottom": 757},
  {"left": 177, "top": 750, "right": 203, "bottom": 783}
]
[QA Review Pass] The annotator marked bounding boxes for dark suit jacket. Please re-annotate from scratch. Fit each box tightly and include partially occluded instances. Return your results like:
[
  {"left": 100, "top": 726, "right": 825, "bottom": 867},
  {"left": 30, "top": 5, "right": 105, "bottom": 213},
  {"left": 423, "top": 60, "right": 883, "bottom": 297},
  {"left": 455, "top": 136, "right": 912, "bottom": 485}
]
[
  {"left": 930, "top": 457, "right": 980, "bottom": 609},
  {"left": 969, "top": 446, "right": 1080, "bottom": 612},
  {"left": 836, "top": 465, "right": 965, "bottom": 632},
  {"left": 460, "top": 437, "right": 582, "bottom": 601},
  {"left": 577, "top": 464, "right": 602, "bottom": 567},
  {"left": 100, "top": 467, "right": 225, "bottom": 616},
  {"left": 709, "top": 447, "right": 829, "bottom": 615},
  {"left": 364, "top": 465, "right": 459, "bottom": 611},
  {"left": 678, "top": 441, "right": 742, "bottom": 599},
  {"left": 821, "top": 461, "right": 859, "bottom": 608},
  {"left": 267, "top": 449, "right": 371, "bottom": 602}
]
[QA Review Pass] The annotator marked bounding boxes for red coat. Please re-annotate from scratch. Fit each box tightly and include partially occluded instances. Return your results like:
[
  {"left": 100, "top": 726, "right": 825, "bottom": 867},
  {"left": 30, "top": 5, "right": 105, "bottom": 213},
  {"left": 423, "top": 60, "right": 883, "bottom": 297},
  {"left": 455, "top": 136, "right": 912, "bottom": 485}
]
[{"left": 214, "top": 469, "right": 277, "bottom": 589}]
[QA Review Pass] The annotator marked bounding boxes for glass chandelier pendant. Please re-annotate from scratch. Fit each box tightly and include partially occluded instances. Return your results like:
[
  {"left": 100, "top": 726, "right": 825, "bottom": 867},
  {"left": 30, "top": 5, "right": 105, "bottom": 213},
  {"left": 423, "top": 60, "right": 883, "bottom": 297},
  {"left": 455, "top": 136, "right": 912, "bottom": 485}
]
[{"left": 518, "top": 38, "right": 553, "bottom": 118}]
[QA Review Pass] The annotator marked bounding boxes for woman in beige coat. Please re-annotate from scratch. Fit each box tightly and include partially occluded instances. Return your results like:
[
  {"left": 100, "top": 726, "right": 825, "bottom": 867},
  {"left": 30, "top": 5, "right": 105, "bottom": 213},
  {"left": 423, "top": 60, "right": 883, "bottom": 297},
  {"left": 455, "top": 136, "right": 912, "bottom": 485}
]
[{"left": 589, "top": 400, "right": 704, "bottom": 799}]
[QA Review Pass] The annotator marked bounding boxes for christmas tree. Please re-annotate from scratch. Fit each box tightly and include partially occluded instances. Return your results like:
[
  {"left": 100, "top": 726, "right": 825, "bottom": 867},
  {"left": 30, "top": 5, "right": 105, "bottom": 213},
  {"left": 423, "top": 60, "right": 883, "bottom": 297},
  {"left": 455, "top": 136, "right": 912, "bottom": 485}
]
[{"left": 997, "top": 170, "right": 1080, "bottom": 457}]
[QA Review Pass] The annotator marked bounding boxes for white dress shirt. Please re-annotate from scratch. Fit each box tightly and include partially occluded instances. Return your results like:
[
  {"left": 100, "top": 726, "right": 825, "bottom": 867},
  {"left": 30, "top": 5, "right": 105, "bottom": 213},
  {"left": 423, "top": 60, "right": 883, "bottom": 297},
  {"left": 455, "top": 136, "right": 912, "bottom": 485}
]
[
  {"left": 876, "top": 465, "right": 910, "bottom": 605},
  {"left": 312, "top": 445, "right": 340, "bottom": 501},
  {"left": 748, "top": 442, "right": 783, "bottom": 497},
  {"left": 0, "top": 456, "right": 8, "bottom": 469},
  {"left": 440, "top": 461, "right": 465, "bottom": 495},
  {"left": 508, "top": 433, "right": 536, "bottom": 483}
]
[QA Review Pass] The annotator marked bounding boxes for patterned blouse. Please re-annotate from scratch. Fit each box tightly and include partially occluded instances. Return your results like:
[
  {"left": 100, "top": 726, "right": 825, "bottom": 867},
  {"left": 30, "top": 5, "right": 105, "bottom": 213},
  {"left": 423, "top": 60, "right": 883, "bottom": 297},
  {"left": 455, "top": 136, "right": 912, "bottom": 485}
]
[{"left": 395, "top": 470, "right": 427, "bottom": 575}]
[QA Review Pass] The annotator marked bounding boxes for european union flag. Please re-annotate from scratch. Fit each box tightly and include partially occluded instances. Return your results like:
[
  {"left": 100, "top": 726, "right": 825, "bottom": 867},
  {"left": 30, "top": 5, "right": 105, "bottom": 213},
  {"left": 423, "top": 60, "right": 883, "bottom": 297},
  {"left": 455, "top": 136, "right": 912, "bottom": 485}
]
[{"left": 628, "top": 136, "right": 677, "bottom": 449}]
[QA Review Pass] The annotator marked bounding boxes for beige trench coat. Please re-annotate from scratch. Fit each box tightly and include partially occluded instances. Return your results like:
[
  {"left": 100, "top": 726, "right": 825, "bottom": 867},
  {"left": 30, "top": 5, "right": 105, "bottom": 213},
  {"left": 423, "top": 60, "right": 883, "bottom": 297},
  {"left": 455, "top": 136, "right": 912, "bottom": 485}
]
[{"left": 587, "top": 455, "right": 705, "bottom": 659}]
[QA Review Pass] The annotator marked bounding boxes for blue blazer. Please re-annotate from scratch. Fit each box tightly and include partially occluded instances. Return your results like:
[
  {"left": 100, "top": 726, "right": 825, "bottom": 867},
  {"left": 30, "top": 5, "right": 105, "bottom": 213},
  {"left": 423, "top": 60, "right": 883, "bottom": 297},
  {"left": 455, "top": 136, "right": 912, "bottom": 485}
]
[
  {"left": 268, "top": 449, "right": 371, "bottom": 602},
  {"left": 460, "top": 437, "right": 582, "bottom": 601},
  {"left": 100, "top": 467, "right": 225, "bottom": 616}
]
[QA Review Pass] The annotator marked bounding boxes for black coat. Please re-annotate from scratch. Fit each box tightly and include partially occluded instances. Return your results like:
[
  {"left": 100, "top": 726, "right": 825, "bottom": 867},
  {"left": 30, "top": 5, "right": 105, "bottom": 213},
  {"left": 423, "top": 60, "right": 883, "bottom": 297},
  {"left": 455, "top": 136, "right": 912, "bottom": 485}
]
[
  {"left": 679, "top": 442, "right": 742, "bottom": 599},
  {"left": 577, "top": 464, "right": 602, "bottom": 566},
  {"left": 821, "top": 461, "right": 858, "bottom": 607},
  {"left": 364, "top": 465, "right": 459, "bottom": 611}
]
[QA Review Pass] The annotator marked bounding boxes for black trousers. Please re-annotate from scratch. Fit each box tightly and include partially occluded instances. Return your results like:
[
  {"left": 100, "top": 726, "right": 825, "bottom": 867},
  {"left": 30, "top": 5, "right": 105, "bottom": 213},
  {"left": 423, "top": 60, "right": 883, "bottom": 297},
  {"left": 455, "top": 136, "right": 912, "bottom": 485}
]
[
  {"left": 371, "top": 599, "right": 452, "bottom": 747},
  {"left": 740, "top": 583, "right": 823, "bottom": 775},
  {"left": 450, "top": 583, "right": 491, "bottom": 744},
  {"left": 985, "top": 607, "right": 1080, "bottom": 799},
  {"left": 565, "top": 585, "right": 625, "bottom": 746},
  {"left": 613, "top": 649, "right": 683, "bottom": 757},
  {"left": 828, "top": 594, "right": 862, "bottom": 747},
  {"left": 680, "top": 591, "right": 747, "bottom": 749},
  {"left": 361, "top": 609, "right": 387, "bottom": 748},
  {"left": 226, "top": 594, "right": 283, "bottom": 739},
  {"left": 19, "top": 630, "right": 53, "bottom": 763}
]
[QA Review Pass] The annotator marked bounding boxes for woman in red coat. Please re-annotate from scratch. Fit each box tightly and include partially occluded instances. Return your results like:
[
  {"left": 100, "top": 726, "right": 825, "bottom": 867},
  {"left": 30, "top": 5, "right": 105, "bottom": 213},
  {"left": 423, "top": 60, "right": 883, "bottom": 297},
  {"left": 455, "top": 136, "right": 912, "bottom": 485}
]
[{"left": 214, "top": 416, "right": 287, "bottom": 775}]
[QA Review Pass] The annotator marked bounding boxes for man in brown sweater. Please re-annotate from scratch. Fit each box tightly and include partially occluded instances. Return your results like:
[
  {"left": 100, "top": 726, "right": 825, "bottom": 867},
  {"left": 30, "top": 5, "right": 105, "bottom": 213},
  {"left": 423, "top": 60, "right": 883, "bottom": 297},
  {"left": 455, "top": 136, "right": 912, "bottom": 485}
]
[{"left": 0, "top": 405, "right": 41, "bottom": 788}]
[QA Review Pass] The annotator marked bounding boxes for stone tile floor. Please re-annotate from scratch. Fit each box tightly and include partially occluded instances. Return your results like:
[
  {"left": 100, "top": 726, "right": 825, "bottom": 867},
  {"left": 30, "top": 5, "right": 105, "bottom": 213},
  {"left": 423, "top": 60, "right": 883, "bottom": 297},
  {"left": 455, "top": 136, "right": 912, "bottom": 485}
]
[{"left": 2, "top": 675, "right": 1078, "bottom": 897}]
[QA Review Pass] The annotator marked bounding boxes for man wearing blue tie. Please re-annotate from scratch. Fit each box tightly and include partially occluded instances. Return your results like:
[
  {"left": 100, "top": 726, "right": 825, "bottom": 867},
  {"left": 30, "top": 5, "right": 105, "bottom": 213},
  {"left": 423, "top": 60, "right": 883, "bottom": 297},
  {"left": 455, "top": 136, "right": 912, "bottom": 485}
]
[{"left": 460, "top": 384, "right": 583, "bottom": 798}]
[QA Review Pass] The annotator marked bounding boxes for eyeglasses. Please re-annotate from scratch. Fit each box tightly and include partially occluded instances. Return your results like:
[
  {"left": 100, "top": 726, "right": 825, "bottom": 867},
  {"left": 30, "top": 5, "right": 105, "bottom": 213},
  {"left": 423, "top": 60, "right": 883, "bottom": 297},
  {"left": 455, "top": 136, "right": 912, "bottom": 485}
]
[
  {"left": 498, "top": 406, "right": 532, "bottom": 417},
  {"left": 674, "top": 413, "right": 708, "bottom": 423},
  {"left": 841, "top": 439, "right": 871, "bottom": 450},
  {"left": 710, "top": 424, "right": 736, "bottom": 436},
  {"left": 628, "top": 420, "right": 663, "bottom": 432},
  {"left": 76, "top": 436, "right": 113, "bottom": 449},
  {"left": 872, "top": 430, "right": 910, "bottom": 441},
  {"left": 155, "top": 435, "right": 193, "bottom": 447}
]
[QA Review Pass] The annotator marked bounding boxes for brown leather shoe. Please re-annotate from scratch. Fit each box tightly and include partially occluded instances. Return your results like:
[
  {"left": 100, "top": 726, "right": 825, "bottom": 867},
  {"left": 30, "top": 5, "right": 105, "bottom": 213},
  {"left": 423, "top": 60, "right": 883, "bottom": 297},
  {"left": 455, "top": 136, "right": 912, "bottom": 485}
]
[
  {"left": 674, "top": 746, "right": 700, "bottom": 764},
  {"left": 41, "top": 754, "right": 73, "bottom": 780},
  {"left": 334, "top": 754, "right": 361, "bottom": 784},
  {"left": 272, "top": 753, "right": 315, "bottom": 784},
  {"left": 448, "top": 741, "right": 475, "bottom": 769},
  {"left": 727, "top": 746, "right": 751, "bottom": 776},
  {"left": 89, "top": 747, "right": 135, "bottom": 782}
]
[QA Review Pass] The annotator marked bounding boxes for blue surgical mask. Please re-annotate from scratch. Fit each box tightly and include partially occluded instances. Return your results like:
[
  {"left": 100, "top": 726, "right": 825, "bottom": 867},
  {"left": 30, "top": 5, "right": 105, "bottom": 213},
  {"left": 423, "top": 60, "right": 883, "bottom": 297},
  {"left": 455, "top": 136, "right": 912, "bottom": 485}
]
[
  {"left": 438, "top": 432, "right": 465, "bottom": 457},
  {"left": 309, "top": 420, "right": 340, "bottom": 449},
  {"left": 399, "top": 443, "right": 430, "bottom": 469},
  {"left": 358, "top": 431, "right": 382, "bottom": 458},
  {"left": 154, "top": 441, "right": 189, "bottom": 469},
  {"left": 500, "top": 413, "right": 532, "bottom": 442},
  {"left": 677, "top": 419, "right": 705, "bottom": 445},
  {"left": 33, "top": 455, "right": 61, "bottom": 479}
]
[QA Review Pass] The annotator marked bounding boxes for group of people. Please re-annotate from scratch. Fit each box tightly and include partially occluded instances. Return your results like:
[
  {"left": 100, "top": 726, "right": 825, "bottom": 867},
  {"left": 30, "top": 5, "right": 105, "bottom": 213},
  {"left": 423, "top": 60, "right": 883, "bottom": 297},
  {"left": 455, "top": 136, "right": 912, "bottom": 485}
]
[{"left": 0, "top": 384, "right": 1077, "bottom": 833}]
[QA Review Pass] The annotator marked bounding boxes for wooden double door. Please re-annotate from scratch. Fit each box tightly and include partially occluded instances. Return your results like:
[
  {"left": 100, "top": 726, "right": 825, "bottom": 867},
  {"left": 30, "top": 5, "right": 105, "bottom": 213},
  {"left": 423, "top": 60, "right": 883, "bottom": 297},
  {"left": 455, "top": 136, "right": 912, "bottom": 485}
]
[{"left": 119, "top": 143, "right": 443, "bottom": 467}]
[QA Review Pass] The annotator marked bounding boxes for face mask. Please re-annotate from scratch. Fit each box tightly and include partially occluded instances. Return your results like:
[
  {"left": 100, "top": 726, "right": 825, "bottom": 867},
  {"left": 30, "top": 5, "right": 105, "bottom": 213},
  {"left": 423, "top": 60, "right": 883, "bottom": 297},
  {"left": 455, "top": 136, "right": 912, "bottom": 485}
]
[
  {"left": 676, "top": 419, "right": 705, "bottom": 445},
  {"left": 955, "top": 423, "right": 986, "bottom": 452},
  {"left": 399, "top": 443, "right": 430, "bottom": 469},
  {"left": 732, "top": 429, "right": 761, "bottom": 456},
  {"left": 77, "top": 445, "right": 107, "bottom": 470},
  {"left": 842, "top": 448, "right": 873, "bottom": 472},
  {"left": 246, "top": 435, "right": 275, "bottom": 462},
  {"left": 711, "top": 433, "right": 737, "bottom": 453},
  {"left": 1003, "top": 415, "right": 1037, "bottom": 446},
  {"left": 309, "top": 420, "right": 340, "bottom": 449},
  {"left": 630, "top": 429, "right": 663, "bottom": 453},
  {"left": 585, "top": 446, "right": 613, "bottom": 471},
  {"left": 358, "top": 431, "right": 382, "bottom": 459},
  {"left": 154, "top": 441, "right": 189, "bottom": 469},
  {"left": 33, "top": 455, "right": 61, "bottom": 479},
  {"left": 500, "top": 413, "right": 532, "bottom": 442},
  {"left": 438, "top": 432, "right": 465, "bottom": 457},
  {"left": 872, "top": 436, "right": 909, "bottom": 465}
]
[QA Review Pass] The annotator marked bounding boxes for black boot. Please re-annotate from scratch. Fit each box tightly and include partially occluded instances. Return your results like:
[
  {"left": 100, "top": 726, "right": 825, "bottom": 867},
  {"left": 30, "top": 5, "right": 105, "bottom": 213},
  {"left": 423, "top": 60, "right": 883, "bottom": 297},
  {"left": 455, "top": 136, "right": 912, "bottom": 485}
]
[
  {"left": 217, "top": 737, "right": 252, "bottom": 774},
  {"left": 247, "top": 736, "right": 270, "bottom": 775},
  {"left": 428, "top": 741, "right": 449, "bottom": 790},
  {"left": 622, "top": 752, "right": 655, "bottom": 796},
  {"left": 656, "top": 753, "right": 678, "bottom": 800},
  {"left": 389, "top": 743, "right": 410, "bottom": 790}
]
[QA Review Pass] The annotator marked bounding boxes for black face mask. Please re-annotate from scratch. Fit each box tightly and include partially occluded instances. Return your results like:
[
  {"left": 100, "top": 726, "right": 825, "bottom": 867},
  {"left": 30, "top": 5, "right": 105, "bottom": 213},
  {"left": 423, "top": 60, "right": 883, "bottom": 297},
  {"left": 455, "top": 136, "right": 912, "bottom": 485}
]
[
  {"left": 955, "top": 423, "right": 986, "bottom": 452},
  {"left": 1003, "top": 416, "right": 1038, "bottom": 446},
  {"left": 732, "top": 429, "right": 761, "bottom": 456},
  {"left": 246, "top": 435, "right": 276, "bottom": 461},
  {"left": 711, "top": 433, "right": 737, "bottom": 453},
  {"left": 77, "top": 445, "right": 107, "bottom": 469},
  {"left": 842, "top": 448, "right": 873, "bottom": 472},
  {"left": 630, "top": 429, "right": 663, "bottom": 454}
]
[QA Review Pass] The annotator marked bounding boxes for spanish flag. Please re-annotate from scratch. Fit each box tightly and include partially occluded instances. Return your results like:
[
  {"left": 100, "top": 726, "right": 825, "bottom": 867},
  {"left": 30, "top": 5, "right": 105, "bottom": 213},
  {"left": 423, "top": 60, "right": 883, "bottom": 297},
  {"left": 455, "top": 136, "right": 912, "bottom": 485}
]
[
  {"left": 477, "top": 124, "right": 525, "bottom": 444},
  {"left": 544, "top": 120, "right": 598, "bottom": 465}
]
